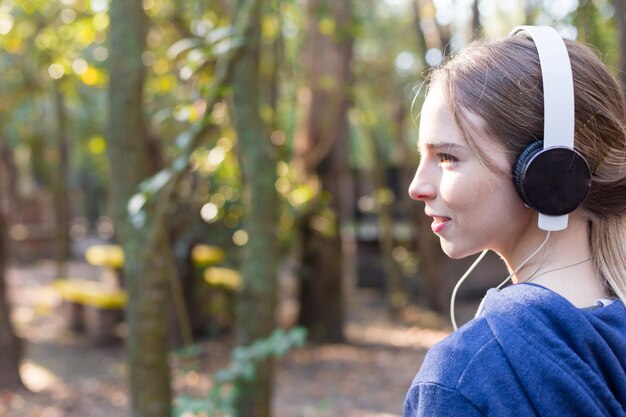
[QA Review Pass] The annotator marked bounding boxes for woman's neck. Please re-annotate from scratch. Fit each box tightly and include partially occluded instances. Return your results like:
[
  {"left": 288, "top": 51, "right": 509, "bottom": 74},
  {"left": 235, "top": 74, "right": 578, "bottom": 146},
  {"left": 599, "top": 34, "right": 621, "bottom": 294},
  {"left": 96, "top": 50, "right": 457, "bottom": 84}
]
[{"left": 501, "top": 214, "right": 606, "bottom": 307}]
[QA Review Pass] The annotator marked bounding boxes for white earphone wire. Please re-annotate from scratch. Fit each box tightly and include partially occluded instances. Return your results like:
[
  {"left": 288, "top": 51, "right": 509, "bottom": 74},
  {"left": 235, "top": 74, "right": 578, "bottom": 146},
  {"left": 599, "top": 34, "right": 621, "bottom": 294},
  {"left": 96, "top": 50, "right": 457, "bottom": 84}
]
[
  {"left": 449, "top": 231, "right": 551, "bottom": 331},
  {"left": 495, "top": 231, "right": 551, "bottom": 290},
  {"left": 450, "top": 249, "right": 488, "bottom": 331}
]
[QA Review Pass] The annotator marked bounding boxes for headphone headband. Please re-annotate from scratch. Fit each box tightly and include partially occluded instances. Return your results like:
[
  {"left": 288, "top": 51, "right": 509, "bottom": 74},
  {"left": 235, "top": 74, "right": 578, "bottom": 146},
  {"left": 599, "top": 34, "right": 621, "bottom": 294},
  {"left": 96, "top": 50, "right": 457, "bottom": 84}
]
[
  {"left": 510, "top": 26, "right": 575, "bottom": 149},
  {"left": 510, "top": 26, "right": 579, "bottom": 231}
]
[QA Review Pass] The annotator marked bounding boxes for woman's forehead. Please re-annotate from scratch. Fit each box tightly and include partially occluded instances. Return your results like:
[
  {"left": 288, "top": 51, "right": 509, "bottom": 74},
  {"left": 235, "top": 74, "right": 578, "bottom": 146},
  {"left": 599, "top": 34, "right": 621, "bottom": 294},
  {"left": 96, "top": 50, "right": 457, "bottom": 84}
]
[
  {"left": 418, "top": 82, "right": 512, "bottom": 165},
  {"left": 418, "top": 84, "right": 466, "bottom": 148}
]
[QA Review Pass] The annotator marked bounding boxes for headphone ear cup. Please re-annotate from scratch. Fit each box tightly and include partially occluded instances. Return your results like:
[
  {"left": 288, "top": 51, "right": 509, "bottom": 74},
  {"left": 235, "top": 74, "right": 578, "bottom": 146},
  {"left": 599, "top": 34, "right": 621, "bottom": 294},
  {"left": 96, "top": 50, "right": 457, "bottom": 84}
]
[{"left": 513, "top": 140, "right": 544, "bottom": 205}]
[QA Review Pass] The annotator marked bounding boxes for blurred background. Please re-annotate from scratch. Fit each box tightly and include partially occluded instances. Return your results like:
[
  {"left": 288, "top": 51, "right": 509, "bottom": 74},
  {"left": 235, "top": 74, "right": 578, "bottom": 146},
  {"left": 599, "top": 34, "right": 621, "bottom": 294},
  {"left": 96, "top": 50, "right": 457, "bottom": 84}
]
[{"left": 0, "top": 0, "right": 624, "bottom": 416}]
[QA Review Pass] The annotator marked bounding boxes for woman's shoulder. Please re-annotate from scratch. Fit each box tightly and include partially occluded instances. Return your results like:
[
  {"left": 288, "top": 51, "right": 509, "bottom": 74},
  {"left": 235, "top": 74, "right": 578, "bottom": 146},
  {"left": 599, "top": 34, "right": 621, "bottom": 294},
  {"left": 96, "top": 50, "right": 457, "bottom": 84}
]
[
  {"left": 413, "top": 285, "right": 541, "bottom": 387},
  {"left": 414, "top": 316, "right": 501, "bottom": 388},
  {"left": 414, "top": 283, "right": 613, "bottom": 387},
  {"left": 407, "top": 285, "right": 626, "bottom": 416},
  {"left": 480, "top": 283, "right": 626, "bottom": 336},
  {"left": 408, "top": 315, "right": 522, "bottom": 415}
]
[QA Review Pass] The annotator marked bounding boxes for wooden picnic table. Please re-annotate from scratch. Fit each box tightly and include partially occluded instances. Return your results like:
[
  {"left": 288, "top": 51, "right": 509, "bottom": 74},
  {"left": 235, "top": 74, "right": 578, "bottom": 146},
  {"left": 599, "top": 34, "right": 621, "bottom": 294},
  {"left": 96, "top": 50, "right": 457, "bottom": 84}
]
[{"left": 53, "top": 243, "right": 231, "bottom": 344}]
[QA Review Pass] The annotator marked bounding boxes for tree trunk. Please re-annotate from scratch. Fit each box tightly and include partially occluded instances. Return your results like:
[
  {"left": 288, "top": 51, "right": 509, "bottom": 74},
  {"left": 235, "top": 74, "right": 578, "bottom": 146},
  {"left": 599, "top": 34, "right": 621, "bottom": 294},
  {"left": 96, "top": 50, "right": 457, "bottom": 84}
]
[
  {"left": 267, "top": 0, "right": 284, "bottom": 133},
  {"left": 472, "top": 0, "right": 482, "bottom": 38},
  {"left": 357, "top": 113, "right": 404, "bottom": 318},
  {"left": 612, "top": 0, "right": 626, "bottom": 88},
  {"left": 123, "top": 226, "right": 174, "bottom": 417},
  {"left": 52, "top": 80, "right": 70, "bottom": 277},
  {"left": 372, "top": 138, "right": 403, "bottom": 318},
  {"left": 295, "top": 0, "right": 354, "bottom": 343},
  {"left": 0, "top": 135, "right": 19, "bottom": 217},
  {"left": 429, "top": 0, "right": 452, "bottom": 57},
  {"left": 524, "top": 0, "right": 537, "bottom": 25},
  {"left": 231, "top": 1, "right": 279, "bottom": 416},
  {"left": 574, "top": 2, "right": 612, "bottom": 67},
  {"left": 412, "top": 0, "right": 429, "bottom": 67},
  {"left": 0, "top": 138, "right": 23, "bottom": 390},
  {"left": 106, "top": 1, "right": 172, "bottom": 416},
  {"left": 0, "top": 153, "right": 24, "bottom": 389}
]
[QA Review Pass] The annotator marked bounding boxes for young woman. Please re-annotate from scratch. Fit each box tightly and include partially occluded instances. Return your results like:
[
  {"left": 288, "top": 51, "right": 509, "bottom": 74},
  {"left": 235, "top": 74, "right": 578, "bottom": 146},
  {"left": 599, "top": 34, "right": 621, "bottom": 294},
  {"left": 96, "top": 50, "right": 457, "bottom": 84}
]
[{"left": 404, "top": 27, "right": 626, "bottom": 416}]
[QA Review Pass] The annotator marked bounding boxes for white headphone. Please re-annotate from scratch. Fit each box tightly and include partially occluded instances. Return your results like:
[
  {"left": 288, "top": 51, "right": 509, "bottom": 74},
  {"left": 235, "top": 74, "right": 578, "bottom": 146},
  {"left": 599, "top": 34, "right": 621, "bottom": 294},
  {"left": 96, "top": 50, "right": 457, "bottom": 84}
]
[{"left": 509, "top": 26, "right": 591, "bottom": 232}]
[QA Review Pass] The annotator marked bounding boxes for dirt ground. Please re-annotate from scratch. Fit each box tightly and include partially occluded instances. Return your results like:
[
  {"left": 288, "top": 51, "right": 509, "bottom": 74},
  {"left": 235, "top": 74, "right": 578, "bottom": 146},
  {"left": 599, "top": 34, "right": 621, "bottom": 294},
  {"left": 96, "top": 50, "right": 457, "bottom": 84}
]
[{"left": 1, "top": 259, "right": 452, "bottom": 417}]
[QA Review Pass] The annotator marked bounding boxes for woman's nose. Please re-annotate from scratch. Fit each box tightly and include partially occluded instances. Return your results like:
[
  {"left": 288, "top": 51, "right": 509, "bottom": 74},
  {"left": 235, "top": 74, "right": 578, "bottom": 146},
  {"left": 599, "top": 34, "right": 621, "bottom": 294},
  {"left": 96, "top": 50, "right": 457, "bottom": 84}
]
[{"left": 408, "top": 163, "right": 436, "bottom": 201}]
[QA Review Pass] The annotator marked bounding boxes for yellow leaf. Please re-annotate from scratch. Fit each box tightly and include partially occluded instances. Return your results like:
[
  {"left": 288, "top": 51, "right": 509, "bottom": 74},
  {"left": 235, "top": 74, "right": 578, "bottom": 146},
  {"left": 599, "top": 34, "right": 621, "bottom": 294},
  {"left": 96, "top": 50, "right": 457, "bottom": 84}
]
[
  {"left": 81, "top": 67, "right": 100, "bottom": 85},
  {"left": 318, "top": 17, "right": 335, "bottom": 36},
  {"left": 88, "top": 135, "right": 107, "bottom": 154},
  {"left": 92, "top": 13, "right": 109, "bottom": 31},
  {"left": 262, "top": 15, "right": 280, "bottom": 42},
  {"left": 3, "top": 37, "right": 22, "bottom": 53}
]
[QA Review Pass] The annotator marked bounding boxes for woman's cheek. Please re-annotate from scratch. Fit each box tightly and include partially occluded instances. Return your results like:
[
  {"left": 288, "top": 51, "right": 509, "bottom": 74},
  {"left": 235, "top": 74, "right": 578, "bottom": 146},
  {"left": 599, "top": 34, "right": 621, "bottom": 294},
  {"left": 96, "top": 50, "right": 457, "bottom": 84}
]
[{"left": 439, "top": 173, "right": 466, "bottom": 204}]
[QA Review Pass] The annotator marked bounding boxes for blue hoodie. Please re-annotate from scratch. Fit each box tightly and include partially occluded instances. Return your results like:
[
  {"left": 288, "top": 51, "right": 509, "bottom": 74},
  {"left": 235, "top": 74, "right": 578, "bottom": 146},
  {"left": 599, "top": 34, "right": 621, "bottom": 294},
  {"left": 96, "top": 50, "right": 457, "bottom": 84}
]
[{"left": 404, "top": 283, "right": 626, "bottom": 416}]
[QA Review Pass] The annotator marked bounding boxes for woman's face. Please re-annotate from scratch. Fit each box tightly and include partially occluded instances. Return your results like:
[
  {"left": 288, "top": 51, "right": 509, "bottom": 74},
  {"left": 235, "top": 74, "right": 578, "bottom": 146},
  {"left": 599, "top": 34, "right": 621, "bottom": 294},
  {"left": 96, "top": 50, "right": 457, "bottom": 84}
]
[{"left": 408, "top": 82, "right": 535, "bottom": 259}]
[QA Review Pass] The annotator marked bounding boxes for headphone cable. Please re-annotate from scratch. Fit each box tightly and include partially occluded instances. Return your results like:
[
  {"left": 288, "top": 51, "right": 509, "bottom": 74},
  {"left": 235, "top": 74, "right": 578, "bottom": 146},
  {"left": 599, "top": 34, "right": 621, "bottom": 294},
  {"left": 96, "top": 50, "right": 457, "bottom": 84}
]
[
  {"left": 495, "top": 231, "right": 551, "bottom": 290},
  {"left": 450, "top": 231, "right": 551, "bottom": 331},
  {"left": 450, "top": 250, "right": 488, "bottom": 331}
]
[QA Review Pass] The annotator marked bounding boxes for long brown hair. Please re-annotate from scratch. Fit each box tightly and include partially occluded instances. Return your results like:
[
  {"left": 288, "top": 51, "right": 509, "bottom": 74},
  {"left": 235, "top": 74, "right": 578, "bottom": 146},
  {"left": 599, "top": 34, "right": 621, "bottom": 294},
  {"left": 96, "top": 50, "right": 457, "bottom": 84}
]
[{"left": 427, "top": 34, "right": 626, "bottom": 300}]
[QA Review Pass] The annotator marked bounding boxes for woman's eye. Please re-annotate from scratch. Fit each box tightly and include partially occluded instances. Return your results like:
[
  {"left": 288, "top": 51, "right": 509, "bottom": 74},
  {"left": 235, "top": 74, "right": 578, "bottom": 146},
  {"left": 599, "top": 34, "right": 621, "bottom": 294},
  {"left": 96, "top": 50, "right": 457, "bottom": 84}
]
[{"left": 437, "top": 153, "right": 458, "bottom": 165}]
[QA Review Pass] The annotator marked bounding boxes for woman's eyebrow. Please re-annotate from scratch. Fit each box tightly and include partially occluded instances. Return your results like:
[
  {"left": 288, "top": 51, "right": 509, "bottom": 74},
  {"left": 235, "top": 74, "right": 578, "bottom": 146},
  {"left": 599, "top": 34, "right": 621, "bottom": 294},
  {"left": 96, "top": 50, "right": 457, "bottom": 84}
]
[{"left": 419, "top": 142, "right": 463, "bottom": 152}]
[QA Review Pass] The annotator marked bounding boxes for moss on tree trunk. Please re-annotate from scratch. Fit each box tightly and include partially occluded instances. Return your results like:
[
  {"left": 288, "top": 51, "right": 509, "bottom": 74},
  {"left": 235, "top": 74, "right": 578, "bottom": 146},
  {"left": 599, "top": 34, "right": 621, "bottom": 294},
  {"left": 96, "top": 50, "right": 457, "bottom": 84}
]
[
  {"left": 0, "top": 189, "right": 23, "bottom": 390},
  {"left": 106, "top": 1, "right": 172, "bottom": 416},
  {"left": 231, "top": 0, "right": 280, "bottom": 415}
]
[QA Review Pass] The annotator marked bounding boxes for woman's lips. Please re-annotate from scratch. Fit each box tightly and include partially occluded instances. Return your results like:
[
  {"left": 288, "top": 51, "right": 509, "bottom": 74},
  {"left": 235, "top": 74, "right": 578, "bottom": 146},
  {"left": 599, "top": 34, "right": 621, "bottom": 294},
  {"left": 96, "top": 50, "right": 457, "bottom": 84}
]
[{"left": 430, "top": 216, "right": 451, "bottom": 233}]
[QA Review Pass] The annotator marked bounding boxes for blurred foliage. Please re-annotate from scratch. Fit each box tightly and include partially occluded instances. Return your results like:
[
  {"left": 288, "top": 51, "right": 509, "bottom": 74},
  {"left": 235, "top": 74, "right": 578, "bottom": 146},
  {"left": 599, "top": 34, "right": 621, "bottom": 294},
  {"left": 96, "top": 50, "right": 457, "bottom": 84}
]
[
  {"left": 0, "top": 0, "right": 623, "bottom": 312},
  {"left": 1, "top": 0, "right": 621, "bottom": 232},
  {"left": 0, "top": 0, "right": 110, "bottom": 201},
  {"left": 173, "top": 327, "right": 307, "bottom": 417}
]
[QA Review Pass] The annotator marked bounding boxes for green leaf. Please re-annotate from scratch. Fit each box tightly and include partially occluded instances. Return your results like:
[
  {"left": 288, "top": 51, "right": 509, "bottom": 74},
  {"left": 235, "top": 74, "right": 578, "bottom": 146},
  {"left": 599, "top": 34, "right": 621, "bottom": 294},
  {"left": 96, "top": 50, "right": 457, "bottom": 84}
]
[
  {"left": 213, "top": 36, "right": 245, "bottom": 56},
  {"left": 175, "top": 130, "right": 193, "bottom": 149},
  {"left": 127, "top": 193, "right": 147, "bottom": 215},
  {"left": 167, "top": 37, "right": 205, "bottom": 60},
  {"left": 139, "top": 168, "right": 172, "bottom": 194},
  {"left": 205, "top": 26, "right": 237, "bottom": 45}
]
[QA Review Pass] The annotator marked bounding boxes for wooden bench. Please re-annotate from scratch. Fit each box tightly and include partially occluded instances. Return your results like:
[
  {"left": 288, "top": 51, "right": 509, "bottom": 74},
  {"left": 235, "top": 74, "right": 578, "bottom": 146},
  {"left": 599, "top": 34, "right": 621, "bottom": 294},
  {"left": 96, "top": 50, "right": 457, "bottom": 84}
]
[
  {"left": 204, "top": 267, "right": 241, "bottom": 290},
  {"left": 191, "top": 244, "right": 225, "bottom": 267},
  {"left": 85, "top": 244, "right": 125, "bottom": 287},
  {"left": 52, "top": 279, "right": 127, "bottom": 344}
]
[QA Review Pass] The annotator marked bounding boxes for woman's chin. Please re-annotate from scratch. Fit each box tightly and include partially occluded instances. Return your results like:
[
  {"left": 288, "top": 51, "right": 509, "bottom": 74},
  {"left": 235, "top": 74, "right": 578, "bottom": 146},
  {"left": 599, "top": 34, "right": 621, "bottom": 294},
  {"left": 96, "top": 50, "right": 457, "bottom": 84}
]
[
  {"left": 444, "top": 250, "right": 466, "bottom": 260},
  {"left": 440, "top": 243, "right": 461, "bottom": 259},
  {"left": 439, "top": 240, "right": 478, "bottom": 260}
]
